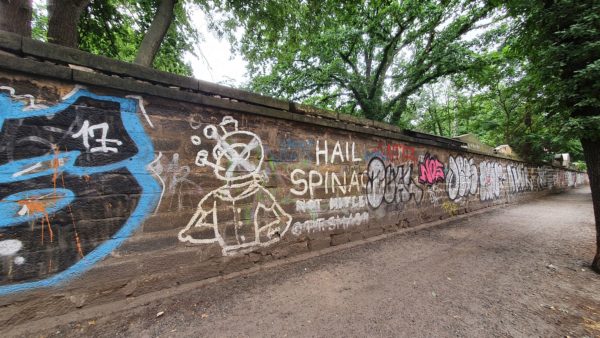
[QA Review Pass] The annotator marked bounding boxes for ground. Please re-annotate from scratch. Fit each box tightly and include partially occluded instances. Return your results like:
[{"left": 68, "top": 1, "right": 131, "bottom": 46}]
[{"left": 9, "top": 188, "right": 600, "bottom": 337}]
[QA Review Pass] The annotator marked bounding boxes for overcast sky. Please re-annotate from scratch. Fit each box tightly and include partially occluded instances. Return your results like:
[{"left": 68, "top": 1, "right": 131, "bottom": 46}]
[{"left": 184, "top": 8, "right": 248, "bottom": 87}]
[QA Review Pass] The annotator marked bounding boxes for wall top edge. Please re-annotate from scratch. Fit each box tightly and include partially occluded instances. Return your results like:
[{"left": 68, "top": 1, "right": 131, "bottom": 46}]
[{"left": 0, "top": 31, "right": 582, "bottom": 171}]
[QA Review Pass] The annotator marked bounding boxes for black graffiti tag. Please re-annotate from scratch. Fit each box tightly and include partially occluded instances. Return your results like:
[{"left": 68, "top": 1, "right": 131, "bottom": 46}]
[{"left": 365, "top": 157, "right": 423, "bottom": 208}]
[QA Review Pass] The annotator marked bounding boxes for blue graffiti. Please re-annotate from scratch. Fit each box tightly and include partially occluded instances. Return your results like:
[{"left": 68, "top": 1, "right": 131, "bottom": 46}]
[
  {"left": 265, "top": 139, "right": 315, "bottom": 162},
  {"left": 0, "top": 188, "right": 75, "bottom": 227},
  {"left": 0, "top": 88, "right": 159, "bottom": 295}
]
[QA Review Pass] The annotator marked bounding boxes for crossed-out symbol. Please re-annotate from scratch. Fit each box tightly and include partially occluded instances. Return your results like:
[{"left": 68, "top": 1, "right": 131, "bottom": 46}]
[
  {"left": 217, "top": 133, "right": 261, "bottom": 177},
  {"left": 202, "top": 124, "right": 263, "bottom": 179}
]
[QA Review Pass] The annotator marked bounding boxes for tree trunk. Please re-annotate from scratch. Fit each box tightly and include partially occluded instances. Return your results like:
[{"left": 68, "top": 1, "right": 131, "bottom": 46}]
[
  {"left": 47, "top": 0, "right": 90, "bottom": 47},
  {"left": 0, "top": 0, "right": 32, "bottom": 37},
  {"left": 134, "top": 0, "right": 176, "bottom": 67},
  {"left": 581, "top": 137, "right": 600, "bottom": 273}
]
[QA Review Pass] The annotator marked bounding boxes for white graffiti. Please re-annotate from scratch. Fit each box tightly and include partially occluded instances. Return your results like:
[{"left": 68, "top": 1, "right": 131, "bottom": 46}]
[
  {"left": 178, "top": 116, "right": 292, "bottom": 256},
  {"left": 507, "top": 163, "right": 532, "bottom": 193},
  {"left": 329, "top": 195, "right": 367, "bottom": 210},
  {"left": 126, "top": 95, "right": 154, "bottom": 128},
  {"left": 148, "top": 152, "right": 201, "bottom": 213},
  {"left": 291, "top": 212, "right": 369, "bottom": 236},
  {"left": 576, "top": 173, "right": 586, "bottom": 185},
  {"left": 290, "top": 168, "right": 365, "bottom": 199},
  {"left": 427, "top": 184, "right": 443, "bottom": 207},
  {"left": 296, "top": 199, "right": 322, "bottom": 213},
  {"left": 447, "top": 155, "right": 478, "bottom": 201},
  {"left": 0, "top": 239, "right": 26, "bottom": 268},
  {"left": 566, "top": 172, "right": 575, "bottom": 187},
  {"left": 365, "top": 158, "right": 424, "bottom": 208},
  {"left": 315, "top": 140, "right": 362, "bottom": 165},
  {"left": 479, "top": 161, "right": 504, "bottom": 201},
  {"left": 71, "top": 120, "right": 123, "bottom": 153},
  {"left": 536, "top": 167, "right": 548, "bottom": 190},
  {"left": 290, "top": 140, "right": 364, "bottom": 199},
  {"left": 0, "top": 86, "right": 49, "bottom": 110}
]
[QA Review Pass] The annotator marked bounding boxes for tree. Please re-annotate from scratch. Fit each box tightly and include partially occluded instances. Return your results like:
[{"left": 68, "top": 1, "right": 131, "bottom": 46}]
[
  {"left": 47, "top": 0, "right": 90, "bottom": 47},
  {"left": 506, "top": 0, "right": 600, "bottom": 272},
  {"left": 29, "top": 0, "right": 200, "bottom": 75},
  {"left": 134, "top": 0, "right": 177, "bottom": 67},
  {"left": 78, "top": 0, "right": 199, "bottom": 75},
  {"left": 0, "top": 0, "right": 33, "bottom": 37},
  {"left": 215, "top": 0, "right": 506, "bottom": 124}
]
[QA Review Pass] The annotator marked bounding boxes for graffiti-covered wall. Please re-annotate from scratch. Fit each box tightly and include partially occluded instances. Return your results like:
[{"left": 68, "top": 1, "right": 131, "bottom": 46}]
[{"left": 0, "top": 33, "right": 588, "bottom": 324}]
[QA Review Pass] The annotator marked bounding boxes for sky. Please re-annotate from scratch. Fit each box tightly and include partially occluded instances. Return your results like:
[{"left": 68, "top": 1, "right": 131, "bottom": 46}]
[{"left": 184, "top": 7, "right": 248, "bottom": 87}]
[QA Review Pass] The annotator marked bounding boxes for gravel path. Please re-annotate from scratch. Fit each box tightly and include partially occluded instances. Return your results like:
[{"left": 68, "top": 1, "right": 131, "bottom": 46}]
[{"left": 33, "top": 188, "right": 600, "bottom": 337}]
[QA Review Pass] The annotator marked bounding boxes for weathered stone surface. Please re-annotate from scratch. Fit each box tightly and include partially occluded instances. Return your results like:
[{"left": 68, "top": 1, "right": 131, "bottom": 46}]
[
  {"left": 331, "top": 233, "right": 352, "bottom": 246},
  {"left": 0, "top": 44, "right": 588, "bottom": 328},
  {"left": 0, "top": 30, "right": 21, "bottom": 53}
]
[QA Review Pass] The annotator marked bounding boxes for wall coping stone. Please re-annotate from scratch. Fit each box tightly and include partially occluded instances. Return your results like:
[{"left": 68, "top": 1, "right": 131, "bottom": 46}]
[{"left": 0, "top": 30, "right": 580, "bottom": 168}]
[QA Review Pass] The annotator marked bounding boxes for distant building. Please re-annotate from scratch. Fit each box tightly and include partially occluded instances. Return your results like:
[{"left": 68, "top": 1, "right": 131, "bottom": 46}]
[{"left": 553, "top": 153, "right": 571, "bottom": 168}]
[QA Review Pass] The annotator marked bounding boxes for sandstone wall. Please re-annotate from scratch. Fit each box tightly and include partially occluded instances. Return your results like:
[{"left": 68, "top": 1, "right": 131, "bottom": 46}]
[{"left": 0, "top": 32, "right": 588, "bottom": 325}]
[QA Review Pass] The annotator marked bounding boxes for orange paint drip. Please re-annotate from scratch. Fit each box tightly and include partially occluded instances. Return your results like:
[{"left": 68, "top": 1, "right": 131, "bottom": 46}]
[
  {"left": 18, "top": 198, "right": 55, "bottom": 244},
  {"left": 45, "top": 214, "right": 53, "bottom": 242},
  {"left": 60, "top": 170, "right": 84, "bottom": 259},
  {"left": 51, "top": 145, "right": 61, "bottom": 191}
]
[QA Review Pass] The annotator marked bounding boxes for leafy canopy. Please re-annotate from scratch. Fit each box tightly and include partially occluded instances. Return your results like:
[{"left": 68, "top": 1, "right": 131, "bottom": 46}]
[
  {"left": 506, "top": 0, "right": 600, "bottom": 140},
  {"left": 33, "top": 0, "right": 202, "bottom": 76},
  {"left": 214, "top": 0, "right": 507, "bottom": 124}
]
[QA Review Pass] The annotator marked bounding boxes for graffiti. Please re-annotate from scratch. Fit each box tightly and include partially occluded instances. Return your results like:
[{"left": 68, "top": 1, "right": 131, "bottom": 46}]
[
  {"left": 296, "top": 199, "right": 322, "bottom": 213},
  {"left": 265, "top": 138, "right": 315, "bottom": 162},
  {"left": 446, "top": 156, "right": 478, "bottom": 201},
  {"left": 290, "top": 168, "right": 365, "bottom": 198},
  {"left": 329, "top": 195, "right": 367, "bottom": 210},
  {"left": 188, "top": 113, "right": 202, "bottom": 130},
  {"left": 0, "top": 86, "right": 48, "bottom": 110},
  {"left": 125, "top": 95, "right": 154, "bottom": 128},
  {"left": 536, "top": 167, "right": 548, "bottom": 190},
  {"left": 147, "top": 152, "right": 201, "bottom": 212},
  {"left": 315, "top": 140, "right": 362, "bottom": 165},
  {"left": 479, "top": 161, "right": 504, "bottom": 201},
  {"left": 291, "top": 212, "right": 369, "bottom": 236},
  {"left": 427, "top": 185, "right": 443, "bottom": 207},
  {"left": 71, "top": 120, "right": 123, "bottom": 153},
  {"left": 178, "top": 116, "right": 292, "bottom": 256},
  {"left": 365, "top": 157, "right": 423, "bottom": 209},
  {"left": 418, "top": 153, "right": 445, "bottom": 185},
  {"left": 566, "top": 172, "right": 575, "bottom": 187},
  {"left": 290, "top": 140, "right": 364, "bottom": 199},
  {"left": 576, "top": 173, "right": 586, "bottom": 185},
  {"left": 0, "top": 87, "right": 159, "bottom": 295},
  {"left": 373, "top": 142, "right": 417, "bottom": 162},
  {"left": 507, "top": 163, "right": 532, "bottom": 194}
]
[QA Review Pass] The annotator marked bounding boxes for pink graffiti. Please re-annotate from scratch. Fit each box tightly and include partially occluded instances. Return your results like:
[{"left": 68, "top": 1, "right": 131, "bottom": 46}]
[{"left": 418, "top": 153, "right": 445, "bottom": 185}]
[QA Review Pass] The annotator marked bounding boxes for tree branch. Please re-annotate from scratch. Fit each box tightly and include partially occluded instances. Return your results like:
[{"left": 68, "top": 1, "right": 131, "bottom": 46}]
[{"left": 135, "top": 0, "right": 177, "bottom": 67}]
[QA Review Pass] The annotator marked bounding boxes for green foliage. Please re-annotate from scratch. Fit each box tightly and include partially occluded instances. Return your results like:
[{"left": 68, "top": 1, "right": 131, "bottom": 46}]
[
  {"left": 407, "top": 50, "right": 585, "bottom": 163},
  {"left": 31, "top": 2, "right": 48, "bottom": 41},
  {"left": 573, "top": 160, "right": 587, "bottom": 171},
  {"left": 33, "top": 0, "right": 201, "bottom": 76},
  {"left": 214, "top": 0, "right": 507, "bottom": 124},
  {"left": 506, "top": 0, "right": 600, "bottom": 140},
  {"left": 79, "top": 0, "right": 198, "bottom": 76}
]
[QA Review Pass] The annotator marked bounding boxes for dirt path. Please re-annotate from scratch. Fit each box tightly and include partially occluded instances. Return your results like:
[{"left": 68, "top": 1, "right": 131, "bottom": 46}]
[{"left": 21, "top": 188, "right": 600, "bottom": 337}]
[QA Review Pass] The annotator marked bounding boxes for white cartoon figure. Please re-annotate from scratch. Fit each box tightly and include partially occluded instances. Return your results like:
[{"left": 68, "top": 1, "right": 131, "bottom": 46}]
[{"left": 178, "top": 116, "right": 292, "bottom": 255}]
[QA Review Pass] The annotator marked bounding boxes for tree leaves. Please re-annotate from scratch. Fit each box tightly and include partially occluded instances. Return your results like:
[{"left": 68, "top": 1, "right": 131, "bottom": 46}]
[{"left": 215, "top": 0, "right": 506, "bottom": 124}]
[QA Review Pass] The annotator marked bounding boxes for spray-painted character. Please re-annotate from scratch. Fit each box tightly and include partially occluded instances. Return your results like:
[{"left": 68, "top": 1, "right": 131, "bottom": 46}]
[{"left": 178, "top": 116, "right": 292, "bottom": 255}]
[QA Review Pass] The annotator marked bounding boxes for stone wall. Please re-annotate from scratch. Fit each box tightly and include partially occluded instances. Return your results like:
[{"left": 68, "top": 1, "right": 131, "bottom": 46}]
[{"left": 0, "top": 31, "right": 588, "bottom": 325}]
